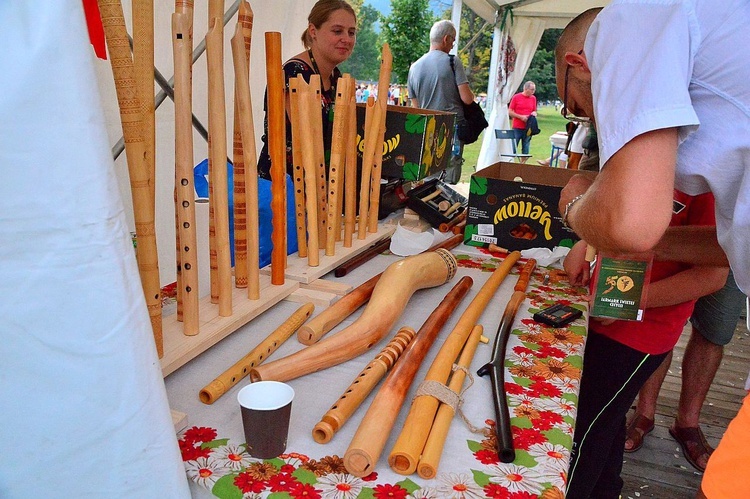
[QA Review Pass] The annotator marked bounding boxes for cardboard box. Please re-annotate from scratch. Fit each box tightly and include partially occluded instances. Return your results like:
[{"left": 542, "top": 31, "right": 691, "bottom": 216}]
[
  {"left": 356, "top": 104, "right": 455, "bottom": 181},
  {"left": 464, "top": 162, "right": 596, "bottom": 251}
]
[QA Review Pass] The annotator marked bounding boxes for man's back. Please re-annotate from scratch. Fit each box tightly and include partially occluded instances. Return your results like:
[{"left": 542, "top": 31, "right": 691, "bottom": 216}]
[{"left": 407, "top": 50, "right": 465, "bottom": 120}]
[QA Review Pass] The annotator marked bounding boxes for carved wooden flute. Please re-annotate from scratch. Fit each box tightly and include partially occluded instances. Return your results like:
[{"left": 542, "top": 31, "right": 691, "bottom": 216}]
[
  {"left": 477, "top": 258, "right": 537, "bottom": 463},
  {"left": 343, "top": 276, "right": 474, "bottom": 477},
  {"left": 367, "top": 44, "right": 393, "bottom": 234},
  {"left": 288, "top": 77, "right": 308, "bottom": 259},
  {"left": 199, "top": 303, "right": 314, "bottom": 404},
  {"left": 250, "top": 249, "right": 458, "bottom": 383},
  {"left": 312, "top": 326, "right": 416, "bottom": 444},
  {"left": 389, "top": 251, "right": 521, "bottom": 475}
]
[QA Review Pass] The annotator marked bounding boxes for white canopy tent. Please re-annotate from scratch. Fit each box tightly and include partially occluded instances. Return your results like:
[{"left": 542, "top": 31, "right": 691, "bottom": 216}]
[{"left": 452, "top": 0, "right": 609, "bottom": 169}]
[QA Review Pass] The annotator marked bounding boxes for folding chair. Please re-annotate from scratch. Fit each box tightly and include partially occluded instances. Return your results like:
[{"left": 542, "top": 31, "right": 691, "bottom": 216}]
[{"left": 495, "top": 129, "right": 532, "bottom": 163}]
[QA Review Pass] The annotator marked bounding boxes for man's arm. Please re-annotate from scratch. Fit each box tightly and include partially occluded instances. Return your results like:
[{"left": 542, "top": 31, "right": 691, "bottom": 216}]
[
  {"left": 559, "top": 127, "right": 678, "bottom": 253},
  {"left": 410, "top": 98, "right": 420, "bottom": 108},
  {"left": 654, "top": 226, "right": 729, "bottom": 266},
  {"left": 457, "top": 83, "right": 474, "bottom": 106},
  {"left": 644, "top": 265, "right": 728, "bottom": 308}
]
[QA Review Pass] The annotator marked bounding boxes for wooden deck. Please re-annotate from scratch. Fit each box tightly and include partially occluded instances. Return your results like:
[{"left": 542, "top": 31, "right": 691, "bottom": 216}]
[{"left": 619, "top": 313, "right": 749, "bottom": 498}]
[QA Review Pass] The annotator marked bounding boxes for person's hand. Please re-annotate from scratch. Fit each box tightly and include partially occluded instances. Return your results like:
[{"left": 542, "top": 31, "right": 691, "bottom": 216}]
[
  {"left": 592, "top": 317, "right": 616, "bottom": 326},
  {"left": 558, "top": 174, "right": 594, "bottom": 216},
  {"left": 563, "top": 240, "right": 592, "bottom": 287},
  {"left": 520, "top": 115, "right": 528, "bottom": 123},
  {"left": 531, "top": 111, "right": 537, "bottom": 117}
]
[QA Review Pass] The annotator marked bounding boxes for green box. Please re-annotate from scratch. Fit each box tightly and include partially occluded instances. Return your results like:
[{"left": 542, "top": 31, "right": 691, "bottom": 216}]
[
  {"left": 356, "top": 104, "right": 455, "bottom": 181},
  {"left": 464, "top": 162, "right": 596, "bottom": 251}
]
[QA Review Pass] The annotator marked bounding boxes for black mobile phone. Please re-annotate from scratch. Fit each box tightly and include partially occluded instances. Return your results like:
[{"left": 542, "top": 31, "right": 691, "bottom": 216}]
[{"left": 533, "top": 303, "right": 583, "bottom": 327}]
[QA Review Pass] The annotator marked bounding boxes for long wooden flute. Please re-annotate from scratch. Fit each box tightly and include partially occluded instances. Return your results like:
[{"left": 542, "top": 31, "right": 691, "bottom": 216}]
[
  {"left": 265, "top": 32, "right": 286, "bottom": 284},
  {"left": 333, "top": 236, "right": 391, "bottom": 278},
  {"left": 388, "top": 251, "right": 521, "bottom": 475},
  {"left": 477, "top": 258, "right": 537, "bottom": 463},
  {"left": 199, "top": 303, "right": 315, "bottom": 404},
  {"left": 357, "top": 97, "right": 379, "bottom": 239},
  {"left": 325, "top": 75, "right": 351, "bottom": 256},
  {"left": 313, "top": 326, "right": 416, "bottom": 444},
  {"left": 367, "top": 44, "right": 393, "bottom": 234},
  {"left": 172, "top": 11, "right": 199, "bottom": 336},
  {"left": 417, "top": 324, "right": 484, "bottom": 478},
  {"left": 294, "top": 76, "right": 320, "bottom": 267},
  {"left": 288, "top": 77, "right": 308, "bottom": 259},
  {"left": 342, "top": 276, "right": 474, "bottom": 477},
  {"left": 309, "top": 76, "right": 328, "bottom": 244},
  {"left": 98, "top": 0, "right": 162, "bottom": 356},
  {"left": 343, "top": 89, "right": 357, "bottom": 247}
]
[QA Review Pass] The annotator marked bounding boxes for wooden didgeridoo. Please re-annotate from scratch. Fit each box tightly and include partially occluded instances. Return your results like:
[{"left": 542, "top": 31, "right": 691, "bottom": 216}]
[
  {"left": 172, "top": 11, "right": 199, "bottom": 336},
  {"left": 476, "top": 258, "right": 537, "bottom": 464},
  {"left": 250, "top": 249, "right": 458, "bottom": 382},
  {"left": 230, "top": 2, "right": 252, "bottom": 290},
  {"left": 417, "top": 324, "right": 484, "bottom": 479},
  {"left": 388, "top": 251, "right": 521, "bottom": 475},
  {"left": 343, "top": 90, "right": 357, "bottom": 247},
  {"left": 199, "top": 302, "right": 315, "bottom": 404},
  {"left": 367, "top": 43, "right": 393, "bottom": 233},
  {"left": 206, "top": 18, "right": 233, "bottom": 316},
  {"left": 230, "top": 5, "right": 261, "bottom": 299},
  {"left": 325, "top": 75, "right": 351, "bottom": 256},
  {"left": 313, "top": 326, "right": 417, "bottom": 444},
  {"left": 265, "top": 32, "right": 286, "bottom": 284},
  {"left": 357, "top": 97, "right": 380, "bottom": 239},
  {"left": 294, "top": 76, "right": 320, "bottom": 267},
  {"left": 98, "top": 0, "right": 163, "bottom": 356},
  {"left": 297, "top": 273, "right": 381, "bottom": 345},
  {"left": 288, "top": 76, "right": 308, "bottom": 259},
  {"left": 343, "top": 276, "right": 474, "bottom": 477}
]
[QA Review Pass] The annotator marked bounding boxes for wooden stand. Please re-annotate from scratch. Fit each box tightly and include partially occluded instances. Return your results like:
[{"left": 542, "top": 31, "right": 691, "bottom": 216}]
[{"left": 160, "top": 275, "right": 298, "bottom": 376}]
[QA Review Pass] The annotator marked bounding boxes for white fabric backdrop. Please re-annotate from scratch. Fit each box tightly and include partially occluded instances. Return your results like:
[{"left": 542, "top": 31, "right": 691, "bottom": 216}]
[{"left": 0, "top": 1, "right": 189, "bottom": 497}]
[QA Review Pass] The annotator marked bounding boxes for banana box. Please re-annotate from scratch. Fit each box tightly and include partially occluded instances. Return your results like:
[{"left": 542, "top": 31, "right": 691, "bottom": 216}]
[
  {"left": 464, "top": 162, "right": 597, "bottom": 251},
  {"left": 356, "top": 104, "right": 455, "bottom": 181}
]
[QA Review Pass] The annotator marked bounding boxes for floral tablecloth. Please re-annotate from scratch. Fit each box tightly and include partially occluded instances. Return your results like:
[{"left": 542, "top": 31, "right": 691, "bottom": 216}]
[{"left": 179, "top": 252, "right": 588, "bottom": 498}]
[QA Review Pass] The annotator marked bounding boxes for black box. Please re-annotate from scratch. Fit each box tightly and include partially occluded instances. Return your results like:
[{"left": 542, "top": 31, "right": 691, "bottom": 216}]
[{"left": 406, "top": 178, "right": 467, "bottom": 229}]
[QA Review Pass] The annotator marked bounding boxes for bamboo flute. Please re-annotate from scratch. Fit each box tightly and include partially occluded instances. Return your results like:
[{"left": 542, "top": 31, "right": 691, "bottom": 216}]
[
  {"left": 342, "top": 276, "right": 474, "bottom": 477},
  {"left": 288, "top": 77, "right": 308, "bottom": 259},
  {"left": 265, "top": 32, "right": 286, "bottom": 284},
  {"left": 132, "top": 0, "right": 155, "bottom": 203},
  {"left": 333, "top": 236, "right": 391, "bottom": 278},
  {"left": 172, "top": 11, "right": 199, "bottom": 336},
  {"left": 477, "top": 259, "right": 537, "bottom": 463},
  {"left": 417, "top": 324, "right": 484, "bottom": 478},
  {"left": 309, "top": 76, "right": 328, "bottom": 244},
  {"left": 343, "top": 89, "right": 357, "bottom": 247},
  {"left": 230, "top": 3, "right": 260, "bottom": 299},
  {"left": 97, "top": 0, "right": 163, "bottom": 357},
  {"left": 293, "top": 76, "right": 320, "bottom": 267},
  {"left": 357, "top": 97, "right": 379, "bottom": 239},
  {"left": 199, "top": 303, "right": 315, "bottom": 404},
  {"left": 206, "top": 18, "right": 232, "bottom": 316},
  {"left": 313, "top": 326, "right": 416, "bottom": 444},
  {"left": 297, "top": 273, "right": 381, "bottom": 345},
  {"left": 388, "top": 251, "right": 521, "bottom": 475},
  {"left": 250, "top": 249, "right": 458, "bottom": 383},
  {"left": 230, "top": 2, "right": 252, "bottom": 289},
  {"left": 367, "top": 44, "right": 392, "bottom": 233},
  {"left": 325, "top": 75, "right": 351, "bottom": 256}
]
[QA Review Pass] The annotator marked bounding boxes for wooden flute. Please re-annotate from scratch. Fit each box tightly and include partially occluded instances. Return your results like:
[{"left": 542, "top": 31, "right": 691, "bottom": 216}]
[
  {"left": 288, "top": 77, "right": 309, "bottom": 259},
  {"left": 199, "top": 303, "right": 315, "bottom": 405},
  {"left": 325, "top": 75, "right": 350, "bottom": 256},
  {"left": 477, "top": 259, "right": 537, "bottom": 463},
  {"left": 293, "top": 76, "right": 320, "bottom": 267},
  {"left": 250, "top": 249, "right": 458, "bottom": 383},
  {"left": 343, "top": 90, "right": 357, "bottom": 247},
  {"left": 312, "top": 326, "right": 416, "bottom": 444},
  {"left": 388, "top": 251, "right": 521, "bottom": 475},
  {"left": 343, "top": 276, "right": 474, "bottom": 477},
  {"left": 309, "top": 76, "right": 328, "bottom": 244},
  {"left": 367, "top": 44, "right": 393, "bottom": 234},
  {"left": 357, "top": 97, "right": 379, "bottom": 239},
  {"left": 333, "top": 236, "right": 391, "bottom": 278}
]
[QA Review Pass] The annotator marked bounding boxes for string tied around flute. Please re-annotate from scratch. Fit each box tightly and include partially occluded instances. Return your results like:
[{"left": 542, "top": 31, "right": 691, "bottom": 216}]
[{"left": 414, "top": 364, "right": 485, "bottom": 434}]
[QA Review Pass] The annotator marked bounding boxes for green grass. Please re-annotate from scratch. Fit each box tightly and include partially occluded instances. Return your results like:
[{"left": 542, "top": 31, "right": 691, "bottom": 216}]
[{"left": 460, "top": 105, "right": 569, "bottom": 183}]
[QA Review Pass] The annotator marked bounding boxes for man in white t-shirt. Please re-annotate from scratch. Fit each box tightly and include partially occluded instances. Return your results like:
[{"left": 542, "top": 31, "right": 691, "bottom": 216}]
[{"left": 555, "top": 2, "right": 749, "bottom": 498}]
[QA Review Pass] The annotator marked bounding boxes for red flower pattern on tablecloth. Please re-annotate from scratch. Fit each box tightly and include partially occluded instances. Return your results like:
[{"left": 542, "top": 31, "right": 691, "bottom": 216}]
[
  {"left": 372, "top": 483, "right": 408, "bottom": 498},
  {"left": 234, "top": 472, "right": 266, "bottom": 494}
]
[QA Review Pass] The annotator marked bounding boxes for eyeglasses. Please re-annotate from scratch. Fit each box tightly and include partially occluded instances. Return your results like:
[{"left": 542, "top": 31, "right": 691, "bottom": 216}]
[{"left": 561, "top": 50, "right": 591, "bottom": 124}]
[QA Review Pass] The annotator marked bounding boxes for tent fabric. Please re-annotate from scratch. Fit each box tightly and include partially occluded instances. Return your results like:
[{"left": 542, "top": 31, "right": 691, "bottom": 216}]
[{"left": 0, "top": 1, "right": 190, "bottom": 497}]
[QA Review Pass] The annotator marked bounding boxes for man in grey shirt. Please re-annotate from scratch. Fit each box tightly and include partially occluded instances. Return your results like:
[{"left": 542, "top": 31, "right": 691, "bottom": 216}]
[{"left": 408, "top": 20, "right": 476, "bottom": 184}]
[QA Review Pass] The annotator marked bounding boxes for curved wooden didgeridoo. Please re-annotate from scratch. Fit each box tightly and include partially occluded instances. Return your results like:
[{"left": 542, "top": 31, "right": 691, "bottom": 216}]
[
  {"left": 388, "top": 251, "right": 521, "bottom": 475},
  {"left": 297, "top": 273, "right": 381, "bottom": 345},
  {"left": 313, "top": 326, "right": 416, "bottom": 444},
  {"left": 342, "top": 276, "right": 474, "bottom": 477},
  {"left": 172, "top": 11, "right": 199, "bottom": 336},
  {"left": 199, "top": 303, "right": 314, "bottom": 405},
  {"left": 477, "top": 258, "right": 537, "bottom": 463},
  {"left": 250, "top": 249, "right": 458, "bottom": 382},
  {"left": 97, "top": 0, "right": 163, "bottom": 356},
  {"left": 417, "top": 324, "right": 484, "bottom": 479}
]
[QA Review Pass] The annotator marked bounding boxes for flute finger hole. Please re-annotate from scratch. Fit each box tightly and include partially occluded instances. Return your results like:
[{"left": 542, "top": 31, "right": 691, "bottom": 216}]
[{"left": 181, "top": 178, "right": 188, "bottom": 186}]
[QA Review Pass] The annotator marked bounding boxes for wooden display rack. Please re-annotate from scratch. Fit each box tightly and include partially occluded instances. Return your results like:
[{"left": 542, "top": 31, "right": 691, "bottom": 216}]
[
  {"left": 160, "top": 274, "right": 298, "bottom": 376},
  {"left": 261, "top": 225, "right": 395, "bottom": 284}
]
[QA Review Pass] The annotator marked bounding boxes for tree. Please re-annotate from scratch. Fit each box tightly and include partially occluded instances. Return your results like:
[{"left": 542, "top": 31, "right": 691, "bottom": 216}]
[
  {"left": 457, "top": 7, "right": 492, "bottom": 95},
  {"left": 381, "top": 0, "right": 435, "bottom": 84},
  {"left": 339, "top": 4, "right": 381, "bottom": 81},
  {"left": 518, "top": 29, "right": 561, "bottom": 103}
]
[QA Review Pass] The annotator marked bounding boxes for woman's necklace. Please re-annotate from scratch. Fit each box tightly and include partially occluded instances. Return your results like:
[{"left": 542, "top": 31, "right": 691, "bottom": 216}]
[{"left": 307, "top": 49, "right": 333, "bottom": 90}]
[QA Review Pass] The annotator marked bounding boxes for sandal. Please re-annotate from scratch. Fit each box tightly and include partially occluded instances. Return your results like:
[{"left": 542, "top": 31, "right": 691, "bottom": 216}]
[
  {"left": 624, "top": 413, "right": 654, "bottom": 453},
  {"left": 669, "top": 425, "right": 714, "bottom": 472}
]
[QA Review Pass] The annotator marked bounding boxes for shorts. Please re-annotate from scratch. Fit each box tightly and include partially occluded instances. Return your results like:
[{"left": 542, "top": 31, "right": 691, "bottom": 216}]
[{"left": 690, "top": 270, "right": 746, "bottom": 346}]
